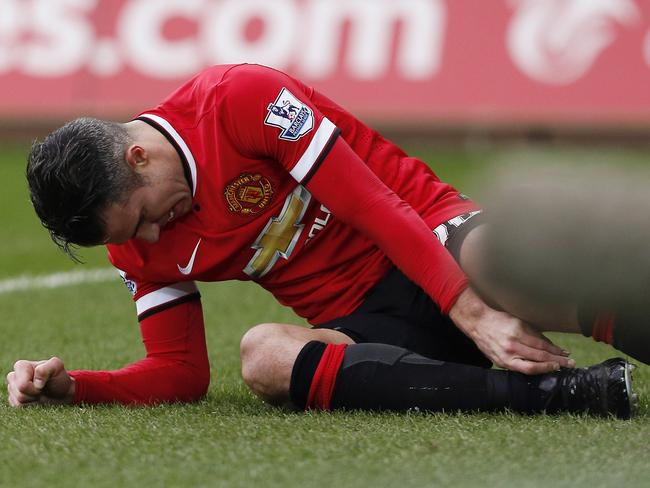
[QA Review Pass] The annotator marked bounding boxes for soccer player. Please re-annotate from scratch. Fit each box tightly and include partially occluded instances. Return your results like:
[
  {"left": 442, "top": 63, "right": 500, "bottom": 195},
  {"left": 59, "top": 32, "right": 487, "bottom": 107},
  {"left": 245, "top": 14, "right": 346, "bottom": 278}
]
[{"left": 8, "top": 64, "right": 642, "bottom": 418}]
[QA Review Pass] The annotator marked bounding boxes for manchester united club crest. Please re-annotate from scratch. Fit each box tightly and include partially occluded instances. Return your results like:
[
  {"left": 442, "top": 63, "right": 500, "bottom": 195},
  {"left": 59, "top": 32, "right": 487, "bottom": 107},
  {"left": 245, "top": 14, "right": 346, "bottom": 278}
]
[
  {"left": 224, "top": 173, "right": 274, "bottom": 215},
  {"left": 264, "top": 87, "right": 314, "bottom": 141}
]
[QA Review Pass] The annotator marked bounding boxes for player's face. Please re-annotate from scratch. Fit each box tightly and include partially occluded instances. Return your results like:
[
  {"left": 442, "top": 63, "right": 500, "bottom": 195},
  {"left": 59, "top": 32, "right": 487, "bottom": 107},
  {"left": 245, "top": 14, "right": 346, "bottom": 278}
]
[{"left": 102, "top": 167, "right": 193, "bottom": 245}]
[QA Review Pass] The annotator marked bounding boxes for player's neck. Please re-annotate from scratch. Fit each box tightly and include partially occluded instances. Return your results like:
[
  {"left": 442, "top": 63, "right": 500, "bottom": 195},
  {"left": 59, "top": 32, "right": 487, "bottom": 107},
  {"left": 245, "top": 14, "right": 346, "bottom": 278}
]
[{"left": 125, "top": 120, "right": 181, "bottom": 169}]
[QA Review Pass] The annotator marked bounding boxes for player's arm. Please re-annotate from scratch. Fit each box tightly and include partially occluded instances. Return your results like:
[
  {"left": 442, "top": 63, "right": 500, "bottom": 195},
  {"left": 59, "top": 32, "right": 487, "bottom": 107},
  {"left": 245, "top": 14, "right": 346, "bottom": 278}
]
[{"left": 7, "top": 297, "right": 210, "bottom": 406}]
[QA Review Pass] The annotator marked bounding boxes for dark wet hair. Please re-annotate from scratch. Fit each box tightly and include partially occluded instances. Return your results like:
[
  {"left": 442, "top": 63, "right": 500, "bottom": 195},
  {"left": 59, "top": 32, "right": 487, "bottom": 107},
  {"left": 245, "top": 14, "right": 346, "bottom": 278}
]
[{"left": 26, "top": 117, "right": 141, "bottom": 260}]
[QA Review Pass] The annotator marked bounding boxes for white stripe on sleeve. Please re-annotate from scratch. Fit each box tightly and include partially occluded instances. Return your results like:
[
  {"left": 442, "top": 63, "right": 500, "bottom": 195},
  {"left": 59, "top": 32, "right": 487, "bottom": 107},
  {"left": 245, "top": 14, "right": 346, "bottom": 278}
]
[
  {"left": 289, "top": 118, "right": 337, "bottom": 183},
  {"left": 135, "top": 281, "right": 199, "bottom": 316}
]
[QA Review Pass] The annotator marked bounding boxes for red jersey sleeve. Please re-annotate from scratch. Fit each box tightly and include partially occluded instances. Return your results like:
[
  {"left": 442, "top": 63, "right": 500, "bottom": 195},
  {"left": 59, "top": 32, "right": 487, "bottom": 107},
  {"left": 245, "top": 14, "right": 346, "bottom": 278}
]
[
  {"left": 304, "top": 138, "right": 468, "bottom": 313},
  {"left": 219, "top": 64, "right": 468, "bottom": 313},
  {"left": 69, "top": 296, "right": 210, "bottom": 405},
  {"left": 67, "top": 262, "right": 210, "bottom": 405}
]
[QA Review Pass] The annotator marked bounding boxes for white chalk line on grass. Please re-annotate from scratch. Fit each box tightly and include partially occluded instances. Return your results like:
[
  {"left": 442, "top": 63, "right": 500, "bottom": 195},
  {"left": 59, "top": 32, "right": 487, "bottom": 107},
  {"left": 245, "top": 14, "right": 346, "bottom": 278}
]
[{"left": 0, "top": 268, "right": 116, "bottom": 294}]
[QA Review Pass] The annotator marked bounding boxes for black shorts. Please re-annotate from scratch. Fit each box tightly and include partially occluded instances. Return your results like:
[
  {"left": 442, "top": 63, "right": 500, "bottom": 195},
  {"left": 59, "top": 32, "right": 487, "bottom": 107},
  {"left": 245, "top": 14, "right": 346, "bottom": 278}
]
[{"left": 315, "top": 211, "right": 491, "bottom": 368}]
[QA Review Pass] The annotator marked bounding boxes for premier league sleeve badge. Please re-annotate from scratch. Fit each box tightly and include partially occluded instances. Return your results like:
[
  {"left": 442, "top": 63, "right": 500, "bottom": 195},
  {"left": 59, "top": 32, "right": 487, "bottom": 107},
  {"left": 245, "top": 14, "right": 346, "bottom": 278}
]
[{"left": 264, "top": 88, "right": 314, "bottom": 141}]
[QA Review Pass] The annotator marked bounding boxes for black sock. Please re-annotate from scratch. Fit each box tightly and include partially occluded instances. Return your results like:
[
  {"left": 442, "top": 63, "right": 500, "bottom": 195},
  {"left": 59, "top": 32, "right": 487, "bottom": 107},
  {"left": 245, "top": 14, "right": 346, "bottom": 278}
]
[
  {"left": 290, "top": 341, "right": 327, "bottom": 408},
  {"left": 290, "top": 341, "right": 564, "bottom": 413}
]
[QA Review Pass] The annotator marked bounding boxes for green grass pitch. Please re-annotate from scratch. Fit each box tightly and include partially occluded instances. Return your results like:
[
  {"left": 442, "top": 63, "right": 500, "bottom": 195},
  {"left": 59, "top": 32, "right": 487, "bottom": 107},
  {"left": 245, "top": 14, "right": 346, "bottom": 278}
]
[{"left": 0, "top": 140, "right": 649, "bottom": 488}]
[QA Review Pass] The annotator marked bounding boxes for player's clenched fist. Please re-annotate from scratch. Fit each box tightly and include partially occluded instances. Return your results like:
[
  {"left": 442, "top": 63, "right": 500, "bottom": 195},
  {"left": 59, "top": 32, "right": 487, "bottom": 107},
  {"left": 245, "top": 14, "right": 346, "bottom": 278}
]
[{"left": 6, "top": 357, "right": 75, "bottom": 407}]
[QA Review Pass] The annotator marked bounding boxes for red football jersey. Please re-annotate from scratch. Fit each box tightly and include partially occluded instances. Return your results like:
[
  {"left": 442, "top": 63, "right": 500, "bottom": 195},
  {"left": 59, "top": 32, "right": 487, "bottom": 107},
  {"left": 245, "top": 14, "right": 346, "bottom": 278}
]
[{"left": 107, "top": 64, "right": 478, "bottom": 324}]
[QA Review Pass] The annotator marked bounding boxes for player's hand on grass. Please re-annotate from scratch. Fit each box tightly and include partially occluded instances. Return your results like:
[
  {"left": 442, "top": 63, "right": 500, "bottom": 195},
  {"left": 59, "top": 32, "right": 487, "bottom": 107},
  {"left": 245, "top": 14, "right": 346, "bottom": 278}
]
[
  {"left": 449, "top": 288, "right": 575, "bottom": 375},
  {"left": 6, "top": 357, "right": 75, "bottom": 407}
]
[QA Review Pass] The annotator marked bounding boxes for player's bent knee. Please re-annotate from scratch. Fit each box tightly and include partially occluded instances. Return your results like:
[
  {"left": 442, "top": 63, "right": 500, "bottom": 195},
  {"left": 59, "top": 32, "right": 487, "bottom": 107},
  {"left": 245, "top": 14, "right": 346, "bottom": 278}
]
[
  {"left": 240, "top": 323, "right": 284, "bottom": 363},
  {"left": 240, "top": 323, "right": 287, "bottom": 397},
  {"left": 241, "top": 358, "right": 268, "bottom": 398},
  {"left": 240, "top": 322, "right": 316, "bottom": 405}
]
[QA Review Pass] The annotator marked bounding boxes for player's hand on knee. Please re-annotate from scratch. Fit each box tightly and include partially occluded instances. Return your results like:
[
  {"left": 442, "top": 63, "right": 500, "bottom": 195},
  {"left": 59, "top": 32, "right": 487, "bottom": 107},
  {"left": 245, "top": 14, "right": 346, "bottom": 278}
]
[
  {"left": 471, "top": 314, "right": 573, "bottom": 374},
  {"left": 449, "top": 288, "right": 575, "bottom": 374},
  {"left": 6, "top": 357, "right": 75, "bottom": 407},
  {"left": 497, "top": 320, "right": 576, "bottom": 374}
]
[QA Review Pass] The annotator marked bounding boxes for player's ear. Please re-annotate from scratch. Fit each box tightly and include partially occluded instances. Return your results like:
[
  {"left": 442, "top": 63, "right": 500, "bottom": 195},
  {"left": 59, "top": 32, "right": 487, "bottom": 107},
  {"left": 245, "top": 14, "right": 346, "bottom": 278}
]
[{"left": 125, "top": 144, "right": 148, "bottom": 171}]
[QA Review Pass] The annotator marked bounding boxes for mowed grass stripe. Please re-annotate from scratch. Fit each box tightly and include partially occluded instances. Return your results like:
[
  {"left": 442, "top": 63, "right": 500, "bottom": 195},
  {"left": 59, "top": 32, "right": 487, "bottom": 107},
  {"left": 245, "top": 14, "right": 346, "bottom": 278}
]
[{"left": 0, "top": 268, "right": 115, "bottom": 294}]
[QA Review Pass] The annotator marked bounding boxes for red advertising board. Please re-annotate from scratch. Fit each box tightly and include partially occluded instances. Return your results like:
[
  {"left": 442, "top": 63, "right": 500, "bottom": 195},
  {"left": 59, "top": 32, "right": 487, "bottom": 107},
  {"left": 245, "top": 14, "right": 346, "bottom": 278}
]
[{"left": 1, "top": 0, "right": 650, "bottom": 125}]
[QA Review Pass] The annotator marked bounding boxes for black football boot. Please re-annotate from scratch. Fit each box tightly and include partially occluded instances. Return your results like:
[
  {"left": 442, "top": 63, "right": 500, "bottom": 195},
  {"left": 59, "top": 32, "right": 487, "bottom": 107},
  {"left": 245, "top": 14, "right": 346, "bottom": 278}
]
[{"left": 542, "top": 358, "right": 638, "bottom": 419}]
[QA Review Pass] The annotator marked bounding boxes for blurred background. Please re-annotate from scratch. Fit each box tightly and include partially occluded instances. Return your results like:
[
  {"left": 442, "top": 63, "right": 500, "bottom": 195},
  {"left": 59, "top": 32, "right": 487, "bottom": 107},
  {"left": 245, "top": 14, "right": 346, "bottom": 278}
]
[
  {"left": 2, "top": 0, "right": 650, "bottom": 137},
  {"left": 1, "top": 0, "right": 650, "bottom": 272}
]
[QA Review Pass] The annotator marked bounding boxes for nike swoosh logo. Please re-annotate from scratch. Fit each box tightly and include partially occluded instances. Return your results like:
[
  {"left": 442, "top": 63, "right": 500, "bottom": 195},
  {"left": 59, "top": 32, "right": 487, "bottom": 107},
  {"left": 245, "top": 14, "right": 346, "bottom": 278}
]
[{"left": 177, "top": 239, "right": 202, "bottom": 275}]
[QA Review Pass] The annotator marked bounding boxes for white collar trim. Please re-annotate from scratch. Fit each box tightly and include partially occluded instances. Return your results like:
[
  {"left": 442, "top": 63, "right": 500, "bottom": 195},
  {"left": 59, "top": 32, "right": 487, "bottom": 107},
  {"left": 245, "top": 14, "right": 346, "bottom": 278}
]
[{"left": 138, "top": 113, "right": 198, "bottom": 197}]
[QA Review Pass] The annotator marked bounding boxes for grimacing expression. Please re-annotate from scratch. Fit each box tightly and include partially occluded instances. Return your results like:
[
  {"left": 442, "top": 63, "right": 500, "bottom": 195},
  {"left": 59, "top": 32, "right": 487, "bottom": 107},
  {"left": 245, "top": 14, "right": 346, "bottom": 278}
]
[{"left": 102, "top": 171, "right": 192, "bottom": 245}]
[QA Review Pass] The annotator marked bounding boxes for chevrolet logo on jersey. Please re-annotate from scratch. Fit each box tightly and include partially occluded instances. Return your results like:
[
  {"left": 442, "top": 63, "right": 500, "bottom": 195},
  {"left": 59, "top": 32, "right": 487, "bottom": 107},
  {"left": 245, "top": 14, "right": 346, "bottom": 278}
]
[{"left": 244, "top": 186, "right": 312, "bottom": 278}]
